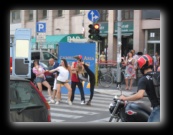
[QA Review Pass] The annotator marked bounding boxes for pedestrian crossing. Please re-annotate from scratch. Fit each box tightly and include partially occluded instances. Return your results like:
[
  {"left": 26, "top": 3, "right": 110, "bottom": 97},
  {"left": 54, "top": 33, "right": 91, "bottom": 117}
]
[{"left": 42, "top": 91, "right": 114, "bottom": 122}]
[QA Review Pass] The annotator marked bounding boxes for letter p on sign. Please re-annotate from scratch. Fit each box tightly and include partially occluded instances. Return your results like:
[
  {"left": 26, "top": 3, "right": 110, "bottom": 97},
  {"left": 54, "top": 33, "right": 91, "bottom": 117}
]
[{"left": 36, "top": 22, "right": 46, "bottom": 33}]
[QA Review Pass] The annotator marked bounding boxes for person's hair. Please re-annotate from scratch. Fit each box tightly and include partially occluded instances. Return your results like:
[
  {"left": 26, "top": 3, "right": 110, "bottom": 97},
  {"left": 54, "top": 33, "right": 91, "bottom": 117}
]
[
  {"left": 61, "top": 58, "right": 68, "bottom": 69},
  {"left": 33, "top": 59, "right": 39, "bottom": 66},
  {"left": 49, "top": 58, "right": 55, "bottom": 61}
]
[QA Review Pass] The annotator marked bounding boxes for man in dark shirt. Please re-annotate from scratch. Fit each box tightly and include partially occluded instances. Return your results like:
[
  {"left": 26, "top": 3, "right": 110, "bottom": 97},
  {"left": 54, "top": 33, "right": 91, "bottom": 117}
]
[{"left": 119, "top": 54, "right": 160, "bottom": 122}]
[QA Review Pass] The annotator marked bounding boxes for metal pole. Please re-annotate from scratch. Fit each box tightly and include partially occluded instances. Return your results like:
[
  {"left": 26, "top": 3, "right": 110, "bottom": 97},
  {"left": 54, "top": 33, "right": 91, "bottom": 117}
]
[
  {"left": 35, "top": 10, "right": 38, "bottom": 50},
  {"left": 117, "top": 10, "right": 122, "bottom": 94}
]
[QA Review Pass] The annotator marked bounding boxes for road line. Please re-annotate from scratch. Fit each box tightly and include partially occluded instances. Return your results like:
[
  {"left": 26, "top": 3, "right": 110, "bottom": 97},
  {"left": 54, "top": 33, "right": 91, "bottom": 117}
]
[
  {"left": 51, "top": 112, "right": 83, "bottom": 119},
  {"left": 50, "top": 108, "right": 98, "bottom": 115}
]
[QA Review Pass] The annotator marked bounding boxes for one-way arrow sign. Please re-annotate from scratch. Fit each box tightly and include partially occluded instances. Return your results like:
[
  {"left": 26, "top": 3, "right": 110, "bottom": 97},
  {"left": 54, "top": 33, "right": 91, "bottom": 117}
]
[{"left": 88, "top": 10, "right": 100, "bottom": 23}]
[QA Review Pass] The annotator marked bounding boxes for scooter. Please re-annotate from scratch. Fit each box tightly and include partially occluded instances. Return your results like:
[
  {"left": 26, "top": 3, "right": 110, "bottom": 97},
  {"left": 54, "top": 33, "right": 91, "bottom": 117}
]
[{"left": 108, "top": 95, "right": 152, "bottom": 122}]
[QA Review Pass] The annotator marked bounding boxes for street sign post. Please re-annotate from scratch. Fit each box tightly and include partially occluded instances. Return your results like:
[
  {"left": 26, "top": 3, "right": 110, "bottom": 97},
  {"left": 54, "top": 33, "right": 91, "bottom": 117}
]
[
  {"left": 36, "top": 33, "right": 46, "bottom": 42},
  {"left": 88, "top": 10, "right": 100, "bottom": 23}
]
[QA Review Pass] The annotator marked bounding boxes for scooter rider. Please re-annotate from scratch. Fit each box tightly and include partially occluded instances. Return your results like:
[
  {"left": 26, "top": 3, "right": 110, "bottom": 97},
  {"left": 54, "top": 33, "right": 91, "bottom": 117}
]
[{"left": 119, "top": 54, "right": 160, "bottom": 122}]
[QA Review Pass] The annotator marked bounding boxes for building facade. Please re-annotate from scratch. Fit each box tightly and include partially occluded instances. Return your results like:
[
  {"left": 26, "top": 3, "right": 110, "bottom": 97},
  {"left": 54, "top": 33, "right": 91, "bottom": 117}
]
[{"left": 10, "top": 10, "right": 160, "bottom": 60}]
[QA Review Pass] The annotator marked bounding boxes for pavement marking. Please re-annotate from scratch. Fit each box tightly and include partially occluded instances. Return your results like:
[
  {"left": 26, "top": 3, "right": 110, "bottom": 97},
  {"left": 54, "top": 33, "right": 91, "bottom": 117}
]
[
  {"left": 49, "top": 103, "right": 108, "bottom": 111},
  {"left": 88, "top": 117, "right": 110, "bottom": 122},
  {"left": 51, "top": 119, "right": 65, "bottom": 122},
  {"left": 50, "top": 108, "right": 98, "bottom": 115},
  {"left": 51, "top": 112, "right": 83, "bottom": 119}
]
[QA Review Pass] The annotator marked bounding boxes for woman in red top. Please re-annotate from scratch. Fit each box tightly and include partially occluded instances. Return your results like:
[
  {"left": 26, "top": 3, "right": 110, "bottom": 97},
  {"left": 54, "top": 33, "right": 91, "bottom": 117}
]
[{"left": 70, "top": 55, "right": 85, "bottom": 104}]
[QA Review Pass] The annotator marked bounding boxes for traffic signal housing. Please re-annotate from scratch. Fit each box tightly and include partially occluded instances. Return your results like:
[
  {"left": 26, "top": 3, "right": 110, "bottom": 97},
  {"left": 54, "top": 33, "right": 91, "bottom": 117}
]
[
  {"left": 88, "top": 23, "right": 102, "bottom": 41},
  {"left": 88, "top": 24, "right": 95, "bottom": 40}
]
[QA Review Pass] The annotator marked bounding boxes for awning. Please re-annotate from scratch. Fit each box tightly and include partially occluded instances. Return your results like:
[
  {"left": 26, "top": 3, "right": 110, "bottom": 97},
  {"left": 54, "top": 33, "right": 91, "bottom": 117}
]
[
  {"left": 114, "top": 33, "right": 133, "bottom": 37},
  {"left": 31, "top": 34, "right": 84, "bottom": 44}
]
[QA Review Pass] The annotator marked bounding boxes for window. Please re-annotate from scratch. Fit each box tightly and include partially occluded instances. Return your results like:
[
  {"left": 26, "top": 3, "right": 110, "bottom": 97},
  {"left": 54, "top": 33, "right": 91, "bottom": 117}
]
[
  {"left": 43, "top": 10, "right": 47, "bottom": 19},
  {"left": 142, "top": 10, "right": 160, "bottom": 19},
  {"left": 57, "top": 10, "right": 63, "bottom": 17},
  {"left": 10, "top": 81, "right": 43, "bottom": 107},
  {"left": 75, "top": 10, "right": 80, "bottom": 15},
  {"left": 31, "top": 52, "right": 40, "bottom": 60},
  {"left": 148, "top": 29, "right": 160, "bottom": 41},
  {"left": 97, "top": 10, "right": 108, "bottom": 22},
  {"left": 11, "top": 10, "right": 21, "bottom": 23},
  {"left": 43, "top": 52, "right": 56, "bottom": 60},
  {"left": 74, "top": 10, "right": 84, "bottom": 15},
  {"left": 29, "top": 10, "right": 33, "bottom": 21},
  {"left": 122, "top": 10, "right": 133, "bottom": 20}
]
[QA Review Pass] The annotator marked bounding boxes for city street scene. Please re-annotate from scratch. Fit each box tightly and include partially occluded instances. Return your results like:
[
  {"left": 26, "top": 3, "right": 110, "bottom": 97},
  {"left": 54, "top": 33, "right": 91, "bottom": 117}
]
[{"left": 10, "top": 10, "right": 160, "bottom": 123}]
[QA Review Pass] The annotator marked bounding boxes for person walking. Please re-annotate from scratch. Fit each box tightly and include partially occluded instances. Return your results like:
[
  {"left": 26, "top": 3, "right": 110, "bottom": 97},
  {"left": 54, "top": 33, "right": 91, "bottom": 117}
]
[
  {"left": 124, "top": 51, "right": 136, "bottom": 90},
  {"left": 74, "top": 55, "right": 95, "bottom": 106},
  {"left": 119, "top": 54, "right": 160, "bottom": 122},
  {"left": 70, "top": 55, "right": 86, "bottom": 105},
  {"left": 48, "top": 58, "right": 60, "bottom": 104},
  {"left": 32, "top": 59, "right": 52, "bottom": 100},
  {"left": 48, "top": 58, "right": 72, "bottom": 105}
]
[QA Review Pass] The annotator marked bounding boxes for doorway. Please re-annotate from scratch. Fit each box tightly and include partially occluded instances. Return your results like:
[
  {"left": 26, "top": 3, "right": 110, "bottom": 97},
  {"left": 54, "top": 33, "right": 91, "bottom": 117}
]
[{"left": 147, "top": 43, "right": 160, "bottom": 56}]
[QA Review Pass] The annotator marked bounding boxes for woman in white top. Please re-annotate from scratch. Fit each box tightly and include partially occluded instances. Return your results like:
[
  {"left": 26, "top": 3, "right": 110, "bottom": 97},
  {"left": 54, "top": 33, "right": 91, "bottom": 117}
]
[{"left": 48, "top": 59, "right": 72, "bottom": 105}]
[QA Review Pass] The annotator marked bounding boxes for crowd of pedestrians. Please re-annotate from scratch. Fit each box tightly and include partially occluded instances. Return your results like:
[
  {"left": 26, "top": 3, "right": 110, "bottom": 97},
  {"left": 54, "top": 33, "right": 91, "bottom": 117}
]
[
  {"left": 32, "top": 55, "right": 95, "bottom": 106},
  {"left": 32, "top": 50, "right": 160, "bottom": 110}
]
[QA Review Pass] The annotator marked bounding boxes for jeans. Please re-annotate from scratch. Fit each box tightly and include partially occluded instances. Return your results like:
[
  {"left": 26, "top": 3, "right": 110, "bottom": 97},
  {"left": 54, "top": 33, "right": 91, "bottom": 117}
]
[
  {"left": 148, "top": 105, "right": 160, "bottom": 122},
  {"left": 71, "top": 81, "right": 85, "bottom": 102}
]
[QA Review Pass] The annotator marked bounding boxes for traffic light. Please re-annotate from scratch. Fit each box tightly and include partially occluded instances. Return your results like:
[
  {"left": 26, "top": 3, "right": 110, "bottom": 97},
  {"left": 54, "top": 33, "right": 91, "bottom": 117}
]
[
  {"left": 88, "top": 24, "right": 95, "bottom": 40},
  {"left": 88, "top": 23, "right": 102, "bottom": 41},
  {"left": 93, "top": 23, "right": 101, "bottom": 40}
]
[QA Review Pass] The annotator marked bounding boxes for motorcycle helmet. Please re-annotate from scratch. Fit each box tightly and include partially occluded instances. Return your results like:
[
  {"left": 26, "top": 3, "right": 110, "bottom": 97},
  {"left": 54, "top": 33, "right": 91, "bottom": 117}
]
[{"left": 137, "top": 54, "right": 153, "bottom": 74}]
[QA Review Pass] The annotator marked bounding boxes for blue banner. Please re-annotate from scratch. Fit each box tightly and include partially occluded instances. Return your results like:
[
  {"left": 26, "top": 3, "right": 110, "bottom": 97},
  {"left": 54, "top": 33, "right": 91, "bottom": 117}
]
[{"left": 58, "top": 42, "right": 96, "bottom": 95}]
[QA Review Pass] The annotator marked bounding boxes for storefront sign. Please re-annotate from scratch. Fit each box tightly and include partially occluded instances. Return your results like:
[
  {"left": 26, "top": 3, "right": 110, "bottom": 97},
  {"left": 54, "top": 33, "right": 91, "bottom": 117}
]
[{"left": 114, "top": 21, "right": 133, "bottom": 33}]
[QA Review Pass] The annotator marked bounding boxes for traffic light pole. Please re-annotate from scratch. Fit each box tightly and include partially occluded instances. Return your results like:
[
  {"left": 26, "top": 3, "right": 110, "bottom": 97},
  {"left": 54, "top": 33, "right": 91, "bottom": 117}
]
[
  {"left": 116, "top": 10, "right": 122, "bottom": 95},
  {"left": 35, "top": 10, "right": 38, "bottom": 50}
]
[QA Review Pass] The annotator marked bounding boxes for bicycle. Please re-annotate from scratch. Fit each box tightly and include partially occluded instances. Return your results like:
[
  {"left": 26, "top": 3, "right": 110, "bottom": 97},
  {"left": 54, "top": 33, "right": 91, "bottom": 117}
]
[{"left": 99, "top": 65, "right": 125, "bottom": 88}]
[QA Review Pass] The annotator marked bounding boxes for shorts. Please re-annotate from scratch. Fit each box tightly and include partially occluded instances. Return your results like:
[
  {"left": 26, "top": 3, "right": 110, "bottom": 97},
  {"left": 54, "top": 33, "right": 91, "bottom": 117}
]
[
  {"left": 57, "top": 80, "right": 67, "bottom": 85},
  {"left": 35, "top": 77, "right": 45, "bottom": 83}
]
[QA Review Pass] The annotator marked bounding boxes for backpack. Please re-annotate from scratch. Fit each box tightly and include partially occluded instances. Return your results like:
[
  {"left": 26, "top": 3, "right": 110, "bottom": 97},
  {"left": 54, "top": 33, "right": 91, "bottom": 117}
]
[{"left": 149, "top": 72, "right": 160, "bottom": 100}]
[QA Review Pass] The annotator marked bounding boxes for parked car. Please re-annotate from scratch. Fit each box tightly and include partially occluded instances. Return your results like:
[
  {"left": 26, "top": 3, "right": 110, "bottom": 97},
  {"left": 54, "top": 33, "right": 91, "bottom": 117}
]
[
  {"left": 10, "top": 75, "right": 51, "bottom": 122},
  {"left": 31, "top": 50, "right": 58, "bottom": 66}
]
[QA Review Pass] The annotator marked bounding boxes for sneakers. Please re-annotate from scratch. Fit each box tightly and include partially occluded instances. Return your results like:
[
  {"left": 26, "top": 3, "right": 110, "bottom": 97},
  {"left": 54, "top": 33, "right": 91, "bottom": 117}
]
[
  {"left": 48, "top": 99, "right": 55, "bottom": 104},
  {"left": 55, "top": 101, "right": 59, "bottom": 105},
  {"left": 81, "top": 100, "right": 85, "bottom": 105},
  {"left": 68, "top": 101, "right": 72, "bottom": 105}
]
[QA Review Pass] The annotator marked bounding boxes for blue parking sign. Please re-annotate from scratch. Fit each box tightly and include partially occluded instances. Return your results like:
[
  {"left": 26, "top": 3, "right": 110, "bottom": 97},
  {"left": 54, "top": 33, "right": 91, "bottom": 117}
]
[{"left": 36, "top": 22, "right": 46, "bottom": 33}]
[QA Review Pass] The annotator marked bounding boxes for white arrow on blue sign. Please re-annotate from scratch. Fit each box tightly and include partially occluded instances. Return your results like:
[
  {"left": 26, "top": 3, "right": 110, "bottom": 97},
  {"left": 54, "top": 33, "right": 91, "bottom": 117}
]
[
  {"left": 88, "top": 10, "right": 100, "bottom": 23},
  {"left": 36, "top": 22, "right": 46, "bottom": 33}
]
